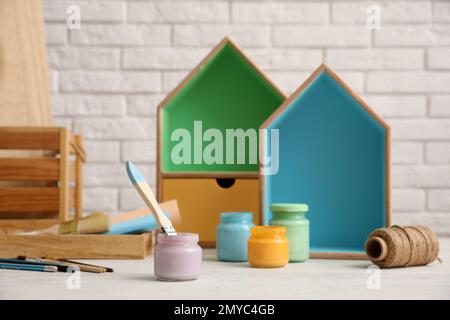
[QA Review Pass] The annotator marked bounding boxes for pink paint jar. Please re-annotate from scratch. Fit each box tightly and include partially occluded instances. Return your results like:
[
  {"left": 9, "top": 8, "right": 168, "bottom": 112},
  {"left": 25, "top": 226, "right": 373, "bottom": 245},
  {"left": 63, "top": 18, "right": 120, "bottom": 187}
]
[{"left": 154, "top": 233, "right": 202, "bottom": 281}]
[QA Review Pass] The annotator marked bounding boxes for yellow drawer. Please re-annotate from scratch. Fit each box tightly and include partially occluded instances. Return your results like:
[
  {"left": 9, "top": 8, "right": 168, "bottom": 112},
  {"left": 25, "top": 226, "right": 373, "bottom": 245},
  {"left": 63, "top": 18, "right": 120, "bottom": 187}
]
[{"left": 161, "top": 178, "right": 259, "bottom": 247}]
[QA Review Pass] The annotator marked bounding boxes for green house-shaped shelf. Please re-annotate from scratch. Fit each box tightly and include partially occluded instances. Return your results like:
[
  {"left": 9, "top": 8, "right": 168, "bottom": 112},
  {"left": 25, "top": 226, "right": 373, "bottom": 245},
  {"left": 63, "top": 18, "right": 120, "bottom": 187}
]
[
  {"left": 157, "top": 38, "right": 285, "bottom": 246},
  {"left": 157, "top": 37, "right": 285, "bottom": 175},
  {"left": 261, "top": 64, "right": 390, "bottom": 259}
]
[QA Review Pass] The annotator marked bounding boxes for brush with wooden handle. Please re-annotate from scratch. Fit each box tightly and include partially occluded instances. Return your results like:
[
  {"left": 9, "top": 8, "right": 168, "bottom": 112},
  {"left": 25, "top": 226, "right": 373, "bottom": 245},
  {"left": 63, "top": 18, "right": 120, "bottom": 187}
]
[
  {"left": 125, "top": 161, "right": 177, "bottom": 236},
  {"left": 18, "top": 212, "right": 111, "bottom": 235}
]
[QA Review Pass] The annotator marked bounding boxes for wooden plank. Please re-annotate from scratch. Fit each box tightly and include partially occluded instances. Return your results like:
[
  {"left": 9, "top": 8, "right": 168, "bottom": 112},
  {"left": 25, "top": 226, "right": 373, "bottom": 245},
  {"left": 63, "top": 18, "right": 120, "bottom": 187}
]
[
  {"left": 161, "top": 172, "right": 259, "bottom": 179},
  {"left": 0, "top": 234, "right": 152, "bottom": 259},
  {"left": 385, "top": 129, "right": 391, "bottom": 227},
  {"left": 70, "top": 134, "right": 86, "bottom": 162},
  {"left": 0, "top": 219, "right": 58, "bottom": 232},
  {"left": 0, "top": 158, "right": 59, "bottom": 181},
  {"left": 0, "top": 187, "right": 59, "bottom": 213},
  {"left": 59, "top": 128, "right": 70, "bottom": 222},
  {"left": 70, "top": 187, "right": 76, "bottom": 209},
  {"left": 0, "top": 0, "right": 52, "bottom": 127},
  {"left": 310, "top": 252, "right": 368, "bottom": 260},
  {"left": 74, "top": 135, "right": 83, "bottom": 219},
  {"left": 156, "top": 106, "right": 162, "bottom": 202},
  {"left": 0, "top": 212, "right": 58, "bottom": 220},
  {"left": 0, "top": 127, "right": 60, "bottom": 150},
  {"left": 0, "top": 127, "right": 60, "bottom": 133},
  {"left": 0, "top": 0, "right": 53, "bottom": 169},
  {"left": 69, "top": 161, "right": 75, "bottom": 181}
]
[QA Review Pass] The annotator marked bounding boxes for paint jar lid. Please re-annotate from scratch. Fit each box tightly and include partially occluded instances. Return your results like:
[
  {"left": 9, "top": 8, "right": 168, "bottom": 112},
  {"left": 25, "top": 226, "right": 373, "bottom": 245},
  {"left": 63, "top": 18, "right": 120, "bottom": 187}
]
[
  {"left": 250, "top": 226, "right": 287, "bottom": 237},
  {"left": 157, "top": 232, "right": 199, "bottom": 244},
  {"left": 270, "top": 203, "right": 309, "bottom": 213},
  {"left": 220, "top": 212, "right": 253, "bottom": 222}
]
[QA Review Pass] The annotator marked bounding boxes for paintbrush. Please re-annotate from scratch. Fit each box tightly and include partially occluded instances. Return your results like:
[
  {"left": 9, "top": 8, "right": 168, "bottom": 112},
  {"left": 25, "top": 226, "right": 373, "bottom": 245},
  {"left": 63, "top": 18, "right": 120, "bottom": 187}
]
[
  {"left": 16, "top": 256, "right": 107, "bottom": 273},
  {"left": 58, "top": 212, "right": 111, "bottom": 234},
  {"left": 18, "top": 212, "right": 111, "bottom": 235},
  {"left": 125, "top": 161, "right": 177, "bottom": 236},
  {"left": 58, "top": 259, "right": 113, "bottom": 273},
  {"left": 1, "top": 257, "right": 71, "bottom": 272},
  {"left": 0, "top": 263, "right": 57, "bottom": 272}
]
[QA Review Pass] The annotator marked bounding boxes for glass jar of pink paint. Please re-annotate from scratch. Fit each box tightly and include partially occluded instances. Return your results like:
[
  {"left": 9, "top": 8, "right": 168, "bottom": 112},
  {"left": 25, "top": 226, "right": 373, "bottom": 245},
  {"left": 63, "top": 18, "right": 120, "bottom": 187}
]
[{"left": 154, "top": 233, "right": 202, "bottom": 281}]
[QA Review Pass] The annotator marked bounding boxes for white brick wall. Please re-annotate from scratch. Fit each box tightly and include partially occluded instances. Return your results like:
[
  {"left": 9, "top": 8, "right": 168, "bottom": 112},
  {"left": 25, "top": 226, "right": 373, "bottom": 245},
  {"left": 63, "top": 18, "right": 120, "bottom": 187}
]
[
  {"left": 43, "top": 0, "right": 450, "bottom": 235},
  {"left": 174, "top": 25, "right": 270, "bottom": 47},
  {"left": 332, "top": 2, "right": 432, "bottom": 23},
  {"left": 232, "top": 2, "right": 329, "bottom": 23},
  {"left": 128, "top": 2, "right": 229, "bottom": 23}
]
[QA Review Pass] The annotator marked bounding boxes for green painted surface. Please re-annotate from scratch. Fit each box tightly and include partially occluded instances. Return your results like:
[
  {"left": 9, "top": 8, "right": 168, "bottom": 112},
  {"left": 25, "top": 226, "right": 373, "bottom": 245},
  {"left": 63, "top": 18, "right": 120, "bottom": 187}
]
[{"left": 161, "top": 43, "right": 284, "bottom": 173}]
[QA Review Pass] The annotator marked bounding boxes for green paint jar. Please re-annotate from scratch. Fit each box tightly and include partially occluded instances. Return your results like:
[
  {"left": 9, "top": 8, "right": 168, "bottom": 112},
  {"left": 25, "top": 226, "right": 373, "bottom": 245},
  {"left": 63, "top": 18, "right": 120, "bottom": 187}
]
[{"left": 269, "top": 203, "right": 309, "bottom": 262}]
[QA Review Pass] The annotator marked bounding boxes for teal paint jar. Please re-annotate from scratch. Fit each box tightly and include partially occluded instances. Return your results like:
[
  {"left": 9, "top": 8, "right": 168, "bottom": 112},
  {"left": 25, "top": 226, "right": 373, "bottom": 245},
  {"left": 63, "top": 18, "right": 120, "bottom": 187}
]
[
  {"left": 217, "top": 212, "right": 255, "bottom": 262},
  {"left": 269, "top": 203, "right": 309, "bottom": 262}
]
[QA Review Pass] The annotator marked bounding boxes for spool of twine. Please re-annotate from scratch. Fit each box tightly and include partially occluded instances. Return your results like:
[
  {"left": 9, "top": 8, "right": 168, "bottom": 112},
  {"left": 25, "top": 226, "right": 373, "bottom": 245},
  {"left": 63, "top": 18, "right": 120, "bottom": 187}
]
[{"left": 365, "top": 225, "right": 440, "bottom": 268}]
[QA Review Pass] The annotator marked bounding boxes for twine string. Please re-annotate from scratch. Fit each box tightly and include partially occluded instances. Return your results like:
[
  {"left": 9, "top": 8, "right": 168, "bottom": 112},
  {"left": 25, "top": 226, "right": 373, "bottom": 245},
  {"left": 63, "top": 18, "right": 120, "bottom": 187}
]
[{"left": 366, "top": 225, "right": 440, "bottom": 268}]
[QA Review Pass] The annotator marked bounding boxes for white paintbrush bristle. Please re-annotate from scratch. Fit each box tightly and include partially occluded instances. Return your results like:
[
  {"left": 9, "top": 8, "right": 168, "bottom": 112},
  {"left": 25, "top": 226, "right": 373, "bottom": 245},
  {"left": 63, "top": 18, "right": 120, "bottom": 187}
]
[{"left": 161, "top": 225, "right": 177, "bottom": 236}]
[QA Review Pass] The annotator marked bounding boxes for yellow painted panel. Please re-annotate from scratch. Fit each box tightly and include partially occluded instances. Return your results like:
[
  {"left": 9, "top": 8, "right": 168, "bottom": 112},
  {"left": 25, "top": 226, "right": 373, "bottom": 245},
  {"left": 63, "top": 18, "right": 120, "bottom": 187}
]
[{"left": 161, "top": 178, "right": 259, "bottom": 246}]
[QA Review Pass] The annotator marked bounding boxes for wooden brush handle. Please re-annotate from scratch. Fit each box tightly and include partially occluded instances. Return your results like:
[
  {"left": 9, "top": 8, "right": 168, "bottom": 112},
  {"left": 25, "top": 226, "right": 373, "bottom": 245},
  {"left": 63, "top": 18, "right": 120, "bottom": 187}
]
[{"left": 134, "top": 182, "right": 173, "bottom": 228}]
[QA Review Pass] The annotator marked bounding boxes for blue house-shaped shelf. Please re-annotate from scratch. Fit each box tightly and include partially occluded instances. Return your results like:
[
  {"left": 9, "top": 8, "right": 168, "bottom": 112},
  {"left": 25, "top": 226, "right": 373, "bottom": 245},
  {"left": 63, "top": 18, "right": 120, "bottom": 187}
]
[{"left": 260, "top": 64, "right": 390, "bottom": 259}]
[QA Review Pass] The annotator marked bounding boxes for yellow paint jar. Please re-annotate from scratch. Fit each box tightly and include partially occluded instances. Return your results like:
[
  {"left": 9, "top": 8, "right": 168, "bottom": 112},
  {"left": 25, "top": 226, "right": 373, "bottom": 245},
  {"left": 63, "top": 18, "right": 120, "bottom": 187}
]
[{"left": 248, "top": 226, "right": 289, "bottom": 268}]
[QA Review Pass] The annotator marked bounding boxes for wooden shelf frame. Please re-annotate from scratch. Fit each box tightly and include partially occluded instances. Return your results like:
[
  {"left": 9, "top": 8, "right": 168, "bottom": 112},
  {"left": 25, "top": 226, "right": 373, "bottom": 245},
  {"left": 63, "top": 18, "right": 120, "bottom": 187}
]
[
  {"left": 0, "top": 127, "right": 85, "bottom": 230},
  {"left": 260, "top": 64, "right": 391, "bottom": 260}
]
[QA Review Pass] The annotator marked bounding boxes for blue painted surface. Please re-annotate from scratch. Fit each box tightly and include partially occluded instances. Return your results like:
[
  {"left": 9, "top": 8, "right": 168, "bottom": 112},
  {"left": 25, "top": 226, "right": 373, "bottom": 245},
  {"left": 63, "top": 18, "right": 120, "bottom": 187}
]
[
  {"left": 263, "top": 70, "right": 387, "bottom": 253},
  {"left": 126, "top": 161, "right": 146, "bottom": 185},
  {"left": 105, "top": 211, "right": 172, "bottom": 234}
]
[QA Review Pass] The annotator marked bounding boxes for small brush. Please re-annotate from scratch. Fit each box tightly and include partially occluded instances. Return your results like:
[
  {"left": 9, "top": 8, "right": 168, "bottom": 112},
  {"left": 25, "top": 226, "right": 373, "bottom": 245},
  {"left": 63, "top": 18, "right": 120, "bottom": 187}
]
[
  {"left": 18, "top": 212, "right": 111, "bottom": 235},
  {"left": 125, "top": 161, "right": 177, "bottom": 236},
  {"left": 2, "top": 257, "right": 71, "bottom": 272},
  {"left": 58, "top": 212, "right": 111, "bottom": 234},
  {"left": 58, "top": 259, "right": 113, "bottom": 273},
  {"left": 0, "top": 263, "right": 57, "bottom": 272}
]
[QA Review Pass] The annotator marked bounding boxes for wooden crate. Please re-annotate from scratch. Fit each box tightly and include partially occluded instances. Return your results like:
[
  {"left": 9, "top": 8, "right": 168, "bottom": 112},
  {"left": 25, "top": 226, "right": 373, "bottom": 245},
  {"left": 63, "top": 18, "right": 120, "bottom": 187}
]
[
  {"left": 0, "top": 234, "right": 152, "bottom": 259},
  {"left": 0, "top": 127, "right": 85, "bottom": 230}
]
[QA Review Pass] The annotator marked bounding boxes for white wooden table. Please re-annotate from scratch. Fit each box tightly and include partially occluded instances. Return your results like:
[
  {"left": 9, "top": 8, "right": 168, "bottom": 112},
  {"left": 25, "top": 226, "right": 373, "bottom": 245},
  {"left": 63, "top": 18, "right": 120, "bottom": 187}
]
[{"left": 1, "top": 238, "right": 449, "bottom": 300}]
